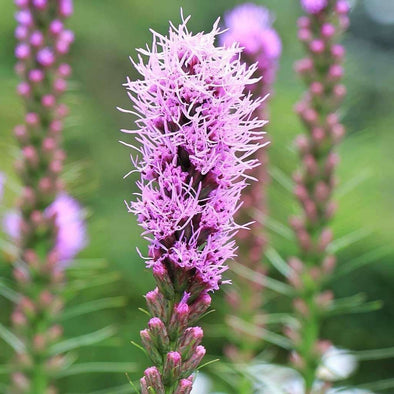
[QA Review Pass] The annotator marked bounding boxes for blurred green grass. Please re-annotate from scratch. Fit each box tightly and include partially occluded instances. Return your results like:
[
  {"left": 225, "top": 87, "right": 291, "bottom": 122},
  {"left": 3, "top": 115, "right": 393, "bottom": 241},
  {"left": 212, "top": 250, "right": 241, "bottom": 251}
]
[{"left": 1, "top": 0, "right": 394, "bottom": 391}]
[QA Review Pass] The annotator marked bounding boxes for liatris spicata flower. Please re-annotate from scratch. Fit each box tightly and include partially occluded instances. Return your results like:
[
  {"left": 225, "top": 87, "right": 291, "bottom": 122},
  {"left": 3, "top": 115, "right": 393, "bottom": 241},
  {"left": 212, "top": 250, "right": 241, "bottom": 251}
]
[
  {"left": 286, "top": 0, "right": 349, "bottom": 390},
  {"left": 10, "top": 0, "right": 75, "bottom": 391},
  {"left": 120, "top": 14, "right": 265, "bottom": 392},
  {"left": 220, "top": 3, "right": 281, "bottom": 362},
  {"left": 4, "top": 192, "right": 87, "bottom": 266}
]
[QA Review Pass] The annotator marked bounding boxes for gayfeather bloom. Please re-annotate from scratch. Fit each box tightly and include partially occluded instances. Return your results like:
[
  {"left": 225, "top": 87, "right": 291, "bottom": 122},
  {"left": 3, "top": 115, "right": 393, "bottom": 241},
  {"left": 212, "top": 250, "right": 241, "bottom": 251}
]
[
  {"left": 301, "top": 0, "right": 329, "bottom": 14},
  {"left": 3, "top": 193, "right": 86, "bottom": 266},
  {"left": 220, "top": 3, "right": 281, "bottom": 85},
  {"left": 121, "top": 14, "right": 266, "bottom": 391},
  {"left": 123, "top": 17, "right": 265, "bottom": 292}
]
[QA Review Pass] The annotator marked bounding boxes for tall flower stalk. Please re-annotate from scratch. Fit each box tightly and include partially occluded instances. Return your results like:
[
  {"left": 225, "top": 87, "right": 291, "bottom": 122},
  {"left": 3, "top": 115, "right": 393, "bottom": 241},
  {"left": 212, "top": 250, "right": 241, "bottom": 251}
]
[
  {"left": 220, "top": 3, "right": 281, "bottom": 362},
  {"left": 120, "top": 15, "right": 266, "bottom": 393},
  {"left": 10, "top": 0, "right": 78, "bottom": 392},
  {"left": 286, "top": 0, "right": 349, "bottom": 391}
]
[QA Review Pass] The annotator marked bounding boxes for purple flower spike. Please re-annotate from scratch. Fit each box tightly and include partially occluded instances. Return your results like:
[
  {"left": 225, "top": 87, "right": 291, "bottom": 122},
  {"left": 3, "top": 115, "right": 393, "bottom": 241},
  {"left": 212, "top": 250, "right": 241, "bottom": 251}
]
[
  {"left": 221, "top": 3, "right": 281, "bottom": 61},
  {"left": 121, "top": 14, "right": 266, "bottom": 392},
  {"left": 3, "top": 193, "right": 87, "bottom": 267},
  {"left": 123, "top": 16, "right": 265, "bottom": 292}
]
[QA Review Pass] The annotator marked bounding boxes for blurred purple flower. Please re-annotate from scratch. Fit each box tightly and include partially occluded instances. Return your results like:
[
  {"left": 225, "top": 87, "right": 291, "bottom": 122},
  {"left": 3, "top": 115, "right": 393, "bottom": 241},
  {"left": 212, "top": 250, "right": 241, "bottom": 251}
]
[
  {"left": 220, "top": 3, "right": 281, "bottom": 71},
  {"left": 301, "top": 0, "right": 329, "bottom": 14},
  {"left": 123, "top": 17, "right": 265, "bottom": 291},
  {"left": 3, "top": 193, "right": 87, "bottom": 265}
]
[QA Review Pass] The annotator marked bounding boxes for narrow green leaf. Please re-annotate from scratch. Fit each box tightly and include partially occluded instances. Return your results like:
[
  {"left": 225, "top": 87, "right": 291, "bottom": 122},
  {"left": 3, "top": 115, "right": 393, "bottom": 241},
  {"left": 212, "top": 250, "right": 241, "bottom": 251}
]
[
  {"left": 265, "top": 247, "right": 291, "bottom": 277},
  {"left": 130, "top": 340, "right": 146, "bottom": 355},
  {"left": 264, "top": 216, "right": 294, "bottom": 241},
  {"left": 66, "top": 272, "right": 120, "bottom": 293},
  {"left": 198, "top": 358, "right": 220, "bottom": 370},
  {"left": 61, "top": 297, "right": 125, "bottom": 320},
  {"left": 328, "top": 228, "right": 371, "bottom": 253},
  {"left": 0, "top": 322, "right": 25, "bottom": 353},
  {"left": 227, "top": 316, "right": 292, "bottom": 350},
  {"left": 138, "top": 308, "right": 150, "bottom": 317},
  {"left": 334, "top": 246, "right": 392, "bottom": 278},
  {"left": 326, "top": 293, "right": 381, "bottom": 316},
  {"left": 0, "top": 280, "right": 19, "bottom": 303},
  {"left": 351, "top": 346, "right": 394, "bottom": 361},
  {"left": 230, "top": 261, "right": 294, "bottom": 297},
  {"left": 269, "top": 166, "right": 293, "bottom": 192},
  {"left": 50, "top": 326, "right": 116, "bottom": 355},
  {"left": 356, "top": 378, "right": 394, "bottom": 392},
  {"left": 336, "top": 168, "right": 371, "bottom": 198},
  {"left": 55, "top": 362, "right": 137, "bottom": 377}
]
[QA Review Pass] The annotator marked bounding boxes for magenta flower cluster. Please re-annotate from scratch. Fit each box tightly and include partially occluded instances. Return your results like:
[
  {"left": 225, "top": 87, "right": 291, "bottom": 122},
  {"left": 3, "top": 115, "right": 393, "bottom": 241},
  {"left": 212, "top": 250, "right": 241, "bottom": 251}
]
[
  {"left": 4, "top": 193, "right": 87, "bottom": 266},
  {"left": 123, "top": 17, "right": 265, "bottom": 292},
  {"left": 220, "top": 3, "right": 281, "bottom": 85},
  {"left": 301, "top": 0, "right": 329, "bottom": 14}
]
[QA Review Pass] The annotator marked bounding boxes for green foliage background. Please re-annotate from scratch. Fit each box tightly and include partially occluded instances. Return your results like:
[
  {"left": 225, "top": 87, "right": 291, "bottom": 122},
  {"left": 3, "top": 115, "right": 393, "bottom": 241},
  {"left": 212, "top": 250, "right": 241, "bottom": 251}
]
[{"left": 0, "top": 0, "right": 393, "bottom": 392}]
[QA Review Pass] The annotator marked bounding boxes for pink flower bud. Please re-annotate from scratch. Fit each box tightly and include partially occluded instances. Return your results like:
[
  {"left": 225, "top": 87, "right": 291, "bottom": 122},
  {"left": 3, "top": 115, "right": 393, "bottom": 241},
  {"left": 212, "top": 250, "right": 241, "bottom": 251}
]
[
  {"left": 331, "top": 44, "right": 345, "bottom": 60},
  {"left": 312, "top": 127, "right": 325, "bottom": 145},
  {"left": 178, "top": 326, "right": 204, "bottom": 360},
  {"left": 37, "top": 47, "right": 55, "bottom": 67},
  {"left": 297, "top": 16, "right": 310, "bottom": 29},
  {"left": 17, "top": 82, "right": 30, "bottom": 97},
  {"left": 23, "top": 146, "right": 39, "bottom": 167},
  {"left": 55, "top": 103, "right": 69, "bottom": 118},
  {"left": 302, "top": 108, "right": 318, "bottom": 125},
  {"left": 42, "top": 137, "right": 56, "bottom": 152},
  {"left": 29, "top": 69, "right": 44, "bottom": 83},
  {"left": 148, "top": 317, "right": 170, "bottom": 351},
  {"left": 33, "top": 334, "right": 46, "bottom": 351},
  {"left": 49, "top": 120, "right": 63, "bottom": 134},
  {"left": 140, "top": 329, "right": 162, "bottom": 366},
  {"left": 42, "top": 94, "right": 56, "bottom": 108},
  {"left": 15, "top": 43, "right": 30, "bottom": 60},
  {"left": 32, "top": 0, "right": 47, "bottom": 10},
  {"left": 298, "top": 28, "right": 312, "bottom": 42},
  {"left": 12, "top": 311, "right": 27, "bottom": 327},
  {"left": 304, "top": 199, "right": 317, "bottom": 222},
  {"left": 54, "top": 78, "right": 67, "bottom": 93},
  {"left": 316, "top": 290, "right": 334, "bottom": 308},
  {"left": 12, "top": 373, "right": 30, "bottom": 390},
  {"left": 144, "top": 366, "right": 165, "bottom": 393},
  {"left": 15, "top": 10, "right": 33, "bottom": 26},
  {"left": 152, "top": 263, "right": 174, "bottom": 298},
  {"left": 314, "top": 181, "right": 330, "bottom": 202},
  {"left": 310, "top": 81, "right": 324, "bottom": 96},
  {"left": 296, "top": 134, "right": 309, "bottom": 154},
  {"left": 15, "top": 0, "right": 29, "bottom": 8},
  {"left": 145, "top": 287, "right": 166, "bottom": 321},
  {"left": 289, "top": 216, "right": 304, "bottom": 232},
  {"left": 50, "top": 160, "right": 63, "bottom": 174},
  {"left": 321, "top": 23, "right": 336, "bottom": 39},
  {"left": 188, "top": 292, "right": 211, "bottom": 324},
  {"left": 48, "top": 325, "right": 63, "bottom": 341},
  {"left": 310, "top": 39, "right": 325, "bottom": 54},
  {"left": 293, "top": 298, "right": 309, "bottom": 316},
  {"left": 168, "top": 301, "right": 189, "bottom": 340},
  {"left": 333, "top": 84, "right": 346, "bottom": 100},
  {"left": 163, "top": 351, "right": 182, "bottom": 383},
  {"left": 295, "top": 58, "right": 313, "bottom": 74},
  {"left": 59, "top": 0, "right": 73, "bottom": 17},
  {"left": 14, "top": 267, "right": 30, "bottom": 284},
  {"left": 322, "top": 255, "right": 336, "bottom": 274},
  {"left": 38, "top": 177, "right": 52, "bottom": 194},
  {"left": 50, "top": 20, "right": 64, "bottom": 35},
  {"left": 182, "top": 345, "right": 206, "bottom": 374},
  {"left": 318, "top": 228, "right": 333, "bottom": 251},
  {"left": 20, "top": 297, "right": 35, "bottom": 316},
  {"left": 30, "top": 31, "right": 44, "bottom": 47},
  {"left": 14, "top": 124, "right": 28, "bottom": 143},
  {"left": 58, "top": 63, "right": 71, "bottom": 77},
  {"left": 304, "top": 154, "right": 318, "bottom": 177},
  {"left": 174, "top": 378, "right": 193, "bottom": 394},
  {"left": 39, "top": 290, "right": 54, "bottom": 308},
  {"left": 288, "top": 257, "right": 304, "bottom": 273},
  {"left": 329, "top": 64, "right": 343, "bottom": 81},
  {"left": 25, "top": 112, "right": 39, "bottom": 127},
  {"left": 15, "top": 25, "right": 28, "bottom": 40},
  {"left": 336, "top": 0, "right": 350, "bottom": 14}
]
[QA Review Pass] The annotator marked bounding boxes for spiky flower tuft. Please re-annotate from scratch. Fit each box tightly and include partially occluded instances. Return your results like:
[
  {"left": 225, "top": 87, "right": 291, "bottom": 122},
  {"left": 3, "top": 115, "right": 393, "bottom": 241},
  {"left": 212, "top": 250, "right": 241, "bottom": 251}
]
[{"left": 122, "top": 16, "right": 266, "bottom": 292}]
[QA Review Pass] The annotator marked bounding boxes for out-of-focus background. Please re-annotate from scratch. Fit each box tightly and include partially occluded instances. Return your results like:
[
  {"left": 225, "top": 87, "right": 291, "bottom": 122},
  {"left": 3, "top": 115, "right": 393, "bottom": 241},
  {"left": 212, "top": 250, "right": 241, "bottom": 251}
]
[{"left": 0, "top": 0, "right": 393, "bottom": 392}]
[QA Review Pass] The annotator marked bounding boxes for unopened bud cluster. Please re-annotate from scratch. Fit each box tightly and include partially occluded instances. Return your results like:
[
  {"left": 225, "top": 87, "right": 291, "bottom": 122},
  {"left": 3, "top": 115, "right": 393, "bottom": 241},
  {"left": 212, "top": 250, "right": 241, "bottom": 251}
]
[
  {"left": 286, "top": 0, "right": 349, "bottom": 388},
  {"left": 10, "top": 1, "right": 74, "bottom": 392}
]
